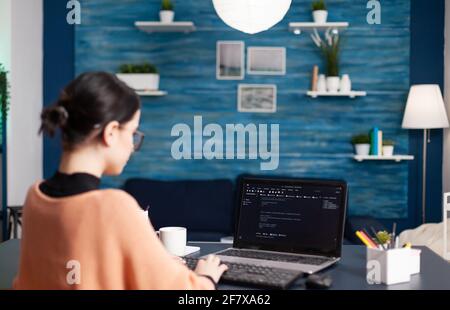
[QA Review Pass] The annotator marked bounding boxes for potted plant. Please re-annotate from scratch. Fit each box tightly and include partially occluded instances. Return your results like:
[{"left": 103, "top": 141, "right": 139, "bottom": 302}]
[
  {"left": 116, "top": 63, "right": 159, "bottom": 91},
  {"left": 160, "top": 0, "right": 174, "bottom": 23},
  {"left": 375, "top": 231, "right": 392, "bottom": 247},
  {"left": 0, "top": 63, "right": 9, "bottom": 183},
  {"left": 382, "top": 140, "right": 395, "bottom": 156},
  {"left": 312, "top": 0, "right": 328, "bottom": 24},
  {"left": 311, "top": 28, "right": 340, "bottom": 92},
  {"left": 351, "top": 134, "right": 371, "bottom": 156},
  {"left": 0, "top": 64, "right": 9, "bottom": 119}
]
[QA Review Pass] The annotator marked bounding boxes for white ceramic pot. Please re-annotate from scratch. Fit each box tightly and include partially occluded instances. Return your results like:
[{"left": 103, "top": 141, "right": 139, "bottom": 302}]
[
  {"left": 340, "top": 74, "right": 352, "bottom": 92},
  {"left": 326, "top": 76, "right": 340, "bottom": 92},
  {"left": 116, "top": 73, "right": 160, "bottom": 91},
  {"left": 317, "top": 74, "right": 327, "bottom": 92},
  {"left": 382, "top": 145, "right": 394, "bottom": 156},
  {"left": 312, "top": 10, "right": 328, "bottom": 24},
  {"left": 355, "top": 144, "right": 371, "bottom": 156},
  {"left": 160, "top": 10, "right": 174, "bottom": 23}
]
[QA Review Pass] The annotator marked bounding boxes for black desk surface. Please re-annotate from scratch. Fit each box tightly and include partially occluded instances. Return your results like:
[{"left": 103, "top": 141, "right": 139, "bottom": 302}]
[{"left": 1, "top": 239, "right": 450, "bottom": 290}]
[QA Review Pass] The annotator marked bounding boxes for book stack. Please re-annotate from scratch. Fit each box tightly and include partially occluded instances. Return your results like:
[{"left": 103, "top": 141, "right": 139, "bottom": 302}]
[{"left": 370, "top": 127, "right": 383, "bottom": 156}]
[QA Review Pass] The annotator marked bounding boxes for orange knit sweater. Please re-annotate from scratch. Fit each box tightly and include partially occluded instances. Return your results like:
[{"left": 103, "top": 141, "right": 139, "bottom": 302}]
[{"left": 13, "top": 182, "right": 214, "bottom": 290}]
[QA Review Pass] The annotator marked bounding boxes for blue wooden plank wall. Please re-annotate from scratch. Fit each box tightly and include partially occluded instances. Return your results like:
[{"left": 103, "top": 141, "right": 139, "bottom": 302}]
[{"left": 75, "top": 0, "right": 410, "bottom": 218}]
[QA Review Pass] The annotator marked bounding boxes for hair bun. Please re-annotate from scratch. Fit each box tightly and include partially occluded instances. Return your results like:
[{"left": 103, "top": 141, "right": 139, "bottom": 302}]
[{"left": 39, "top": 105, "right": 69, "bottom": 137}]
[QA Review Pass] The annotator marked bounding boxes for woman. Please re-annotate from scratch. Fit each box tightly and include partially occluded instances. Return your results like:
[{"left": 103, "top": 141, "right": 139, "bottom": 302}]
[{"left": 13, "top": 72, "right": 227, "bottom": 289}]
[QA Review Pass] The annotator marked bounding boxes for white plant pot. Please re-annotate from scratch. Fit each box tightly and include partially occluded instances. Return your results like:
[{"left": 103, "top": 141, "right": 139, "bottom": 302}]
[
  {"left": 312, "top": 10, "right": 328, "bottom": 24},
  {"left": 116, "top": 73, "right": 160, "bottom": 91},
  {"left": 317, "top": 74, "right": 327, "bottom": 92},
  {"left": 340, "top": 74, "right": 352, "bottom": 92},
  {"left": 382, "top": 145, "right": 394, "bottom": 156},
  {"left": 326, "top": 76, "right": 340, "bottom": 92},
  {"left": 160, "top": 10, "right": 175, "bottom": 23},
  {"left": 355, "top": 144, "right": 371, "bottom": 156}
]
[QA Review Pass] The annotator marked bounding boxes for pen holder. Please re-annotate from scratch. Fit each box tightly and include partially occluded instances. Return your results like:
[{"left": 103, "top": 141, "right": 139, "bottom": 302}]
[
  {"left": 366, "top": 247, "right": 421, "bottom": 285},
  {"left": 409, "top": 248, "right": 421, "bottom": 275}
]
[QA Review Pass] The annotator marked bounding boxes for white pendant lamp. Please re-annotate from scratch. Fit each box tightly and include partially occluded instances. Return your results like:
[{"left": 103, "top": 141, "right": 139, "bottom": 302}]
[{"left": 212, "top": 0, "right": 292, "bottom": 34}]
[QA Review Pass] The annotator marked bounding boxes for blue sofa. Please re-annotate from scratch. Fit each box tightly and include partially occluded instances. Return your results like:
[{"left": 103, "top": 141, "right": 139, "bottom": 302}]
[{"left": 123, "top": 178, "right": 236, "bottom": 241}]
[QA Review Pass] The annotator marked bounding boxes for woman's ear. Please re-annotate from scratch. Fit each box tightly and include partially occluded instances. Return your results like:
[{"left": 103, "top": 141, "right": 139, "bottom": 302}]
[{"left": 102, "top": 120, "right": 120, "bottom": 147}]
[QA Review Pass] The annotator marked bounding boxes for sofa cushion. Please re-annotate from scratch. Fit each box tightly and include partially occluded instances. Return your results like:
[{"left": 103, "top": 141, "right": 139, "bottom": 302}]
[{"left": 123, "top": 178, "right": 235, "bottom": 241}]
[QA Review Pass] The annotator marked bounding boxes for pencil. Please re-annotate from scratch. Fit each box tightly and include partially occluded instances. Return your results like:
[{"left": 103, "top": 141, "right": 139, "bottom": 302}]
[
  {"left": 355, "top": 231, "right": 376, "bottom": 248},
  {"left": 391, "top": 222, "right": 397, "bottom": 249},
  {"left": 358, "top": 230, "right": 378, "bottom": 248},
  {"left": 370, "top": 226, "right": 387, "bottom": 250}
]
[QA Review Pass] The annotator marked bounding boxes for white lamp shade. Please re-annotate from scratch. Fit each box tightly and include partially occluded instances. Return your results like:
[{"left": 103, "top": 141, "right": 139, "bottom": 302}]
[
  {"left": 212, "top": 0, "right": 292, "bottom": 35},
  {"left": 402, "top": 84, "right": 449, "bottom": 129}
]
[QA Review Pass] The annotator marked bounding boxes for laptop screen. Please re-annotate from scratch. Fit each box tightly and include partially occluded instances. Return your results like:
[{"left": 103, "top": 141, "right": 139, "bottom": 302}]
[{"left": 234, "top": 178, "right": 347, "bottom": 258}]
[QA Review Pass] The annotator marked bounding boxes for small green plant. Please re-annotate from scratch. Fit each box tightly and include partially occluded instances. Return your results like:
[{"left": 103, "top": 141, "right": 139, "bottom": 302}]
[
  {"left": 0, "top": 63, "right": 10, "bottom": 119},
  {"left": 351, "top": 134, "right": 370, "bottom": 145},
  {"left": 161, "top": 0, "right": 174, "bottom": 11},
  {"left": 119, "top": 63, "right": 158, "bottom": 74},
  {"left": 312, "top": 0, "right": 326, "bottom": 11},
  {"left": 383, "top": 140, "right": 395, "bottom": 146},
  {"left": 376, "top": 231, "right": 392, "bottom": 245}
]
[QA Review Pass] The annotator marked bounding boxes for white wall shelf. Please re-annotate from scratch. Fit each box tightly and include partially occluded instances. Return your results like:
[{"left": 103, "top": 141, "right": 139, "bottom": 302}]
[
  {"left": 307, "top": 91, "right": 367, "bottom": 98},
  {"left": 289, "top": 22, "right": 349, "bottom": 34},
  {"left": 353, "top": 155, "right": 414, "bottom": 162},
  {"left": 136, "top": 90, "right": 168, "bottom": 97},
  {"left": 135, "top": 21, "right": 196, "bottom": 33}
]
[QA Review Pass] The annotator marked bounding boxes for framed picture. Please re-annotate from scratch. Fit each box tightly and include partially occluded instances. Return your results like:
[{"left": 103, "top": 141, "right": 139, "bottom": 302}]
[
  {"left": 238, "top": 84, "right": 277, "bottom": 113},
  {"left": 247, "top": 47, "right": 286, "bottom": 75},
  {"left": 216, "top": 41, "right": 245, "bottom": 80}
]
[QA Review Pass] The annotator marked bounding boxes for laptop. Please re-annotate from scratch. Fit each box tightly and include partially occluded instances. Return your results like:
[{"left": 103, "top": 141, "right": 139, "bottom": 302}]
[{"left": 211, "top": 176, "right": 348, "bottom": 275}]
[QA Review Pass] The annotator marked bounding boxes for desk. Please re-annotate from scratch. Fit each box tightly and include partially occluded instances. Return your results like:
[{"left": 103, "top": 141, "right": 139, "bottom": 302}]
[{"left": 1, "top": 240, "right": 450, "bottom": 290}]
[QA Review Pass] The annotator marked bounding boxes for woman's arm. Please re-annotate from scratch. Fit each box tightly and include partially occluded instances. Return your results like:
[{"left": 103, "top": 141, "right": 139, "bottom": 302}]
[{"left": 114, "top": 191, "right": 215, "bottom": 290}]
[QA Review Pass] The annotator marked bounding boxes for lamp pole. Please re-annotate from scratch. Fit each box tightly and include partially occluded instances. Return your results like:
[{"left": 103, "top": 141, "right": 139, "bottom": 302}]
[{"left": 421, "top": 129, "right": 429, "bottom": 224}]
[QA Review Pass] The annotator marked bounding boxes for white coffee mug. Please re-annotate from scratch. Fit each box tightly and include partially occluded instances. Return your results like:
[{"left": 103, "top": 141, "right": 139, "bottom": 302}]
[{"left": 156, "top": 227, "right": 187, "bottom": 256}]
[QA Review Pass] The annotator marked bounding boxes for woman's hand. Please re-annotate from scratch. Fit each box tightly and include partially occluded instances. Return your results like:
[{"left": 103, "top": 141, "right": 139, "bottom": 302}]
[{"left": 194, "top": 255, "right": 228, "bottom": 284}]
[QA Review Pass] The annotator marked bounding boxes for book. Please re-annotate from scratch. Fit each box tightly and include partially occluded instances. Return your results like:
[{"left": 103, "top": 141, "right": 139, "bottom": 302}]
[
  {"left": 378, "top": 130, "right": 383, "bottom": 156},
  {"left": 311, "top": 65, "right": 319, "bottom": 91},
  {"left": 371, "top": 127, "right": 379, "bottom": 155}
]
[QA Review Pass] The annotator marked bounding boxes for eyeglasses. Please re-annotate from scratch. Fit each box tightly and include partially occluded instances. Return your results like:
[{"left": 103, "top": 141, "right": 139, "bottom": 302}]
[
  {"left": 93, "top": 123, "right": 145, "bottom": 151},
  {"left": 133, "top": 130, "right": 145, "bottom": 151}
]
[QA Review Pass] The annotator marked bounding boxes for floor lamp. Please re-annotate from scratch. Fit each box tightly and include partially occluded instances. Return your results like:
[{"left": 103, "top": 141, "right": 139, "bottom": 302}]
[{"left": 402, "top": 85, "right": 449, "bottom": 224}]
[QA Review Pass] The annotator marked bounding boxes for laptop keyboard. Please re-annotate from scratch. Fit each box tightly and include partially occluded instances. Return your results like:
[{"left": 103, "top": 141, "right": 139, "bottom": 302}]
[
  {"left": 184, "top": 257, "right": 304, "bottom": 289},
  {"left": 218, "top": 249, "right": 331, "bottom": 266}
]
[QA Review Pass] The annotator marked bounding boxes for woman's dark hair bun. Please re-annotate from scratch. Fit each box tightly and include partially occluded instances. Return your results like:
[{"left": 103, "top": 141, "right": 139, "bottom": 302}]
[{"left": 40, "top": 105, "right": 70, "bottom": 137}]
